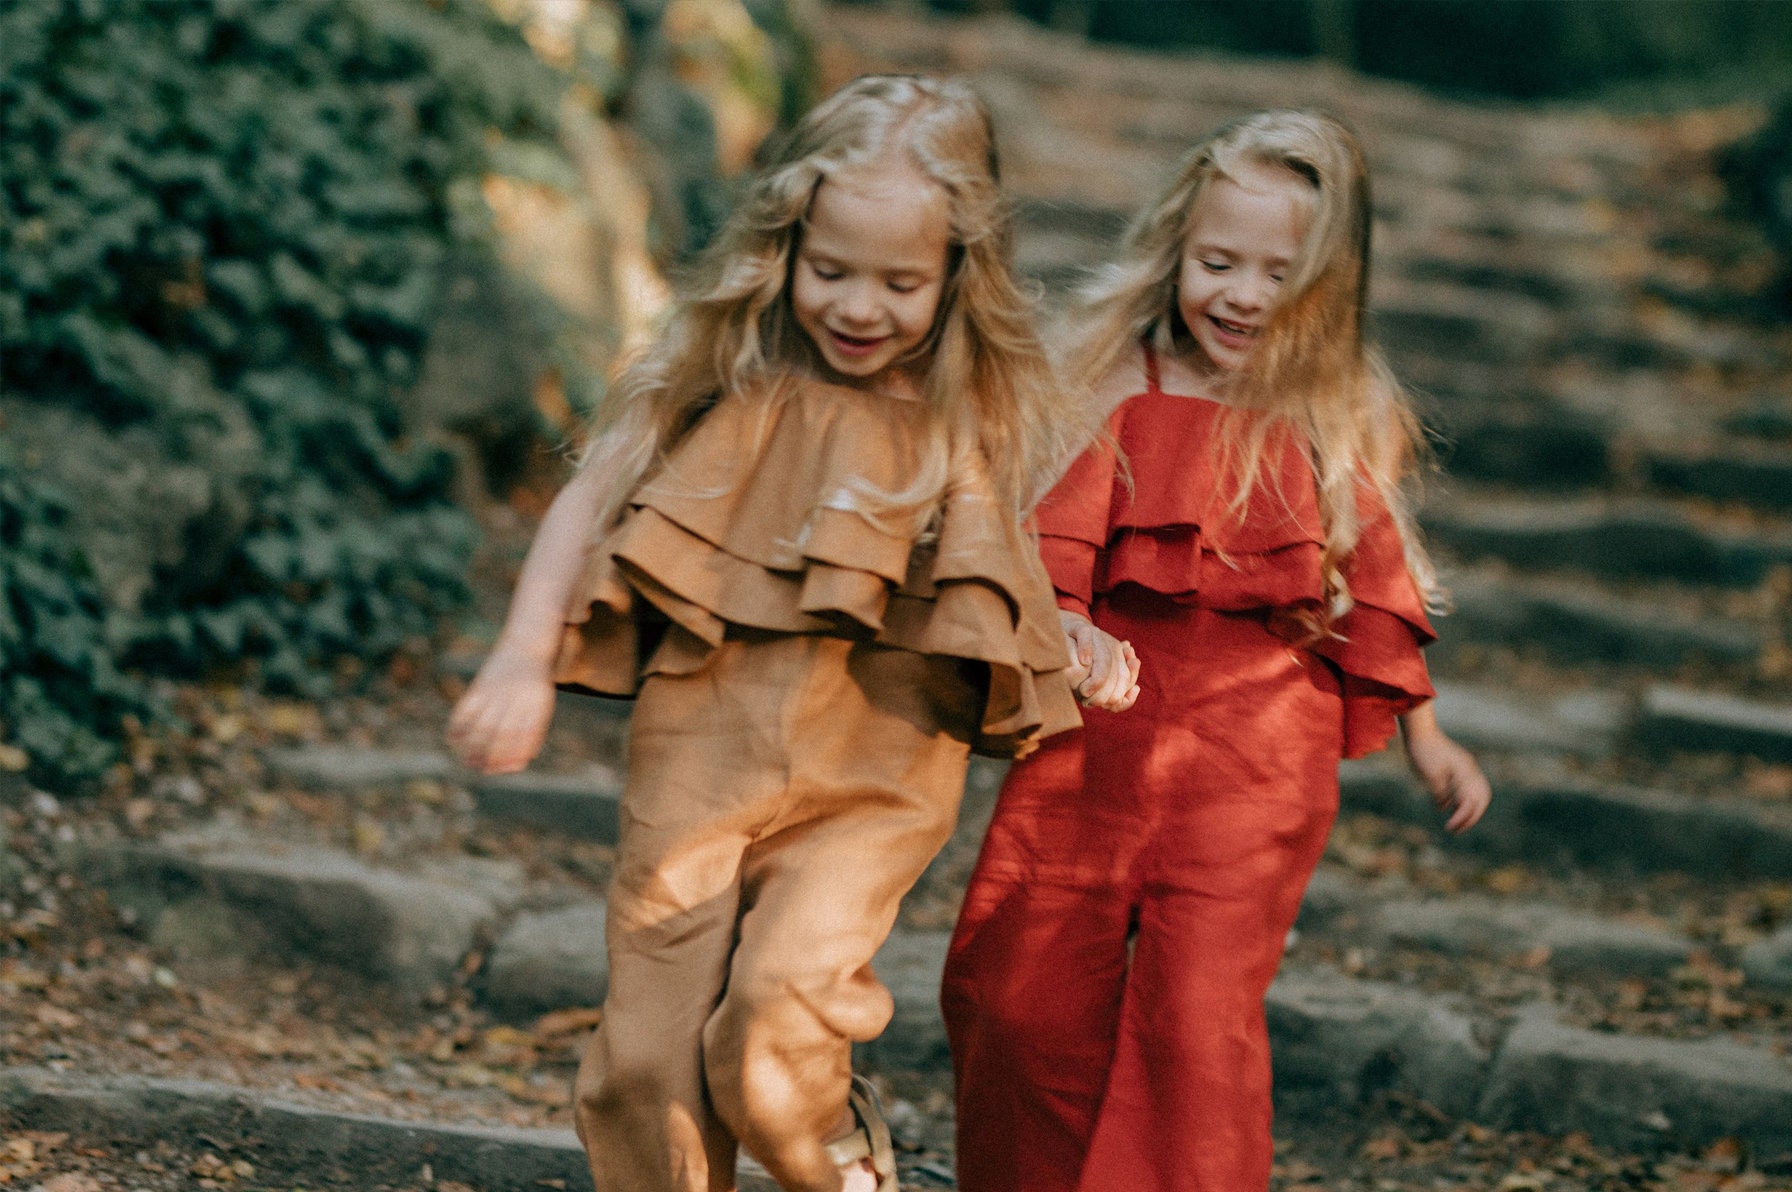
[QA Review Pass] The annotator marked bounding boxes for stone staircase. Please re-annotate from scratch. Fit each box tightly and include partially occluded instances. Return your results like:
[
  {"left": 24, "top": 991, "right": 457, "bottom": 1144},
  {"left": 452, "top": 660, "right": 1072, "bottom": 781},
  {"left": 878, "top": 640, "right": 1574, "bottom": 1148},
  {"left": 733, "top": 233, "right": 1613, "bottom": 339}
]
[{"left": 21, "top": 7, "right": 1792, "bottom": 1189}]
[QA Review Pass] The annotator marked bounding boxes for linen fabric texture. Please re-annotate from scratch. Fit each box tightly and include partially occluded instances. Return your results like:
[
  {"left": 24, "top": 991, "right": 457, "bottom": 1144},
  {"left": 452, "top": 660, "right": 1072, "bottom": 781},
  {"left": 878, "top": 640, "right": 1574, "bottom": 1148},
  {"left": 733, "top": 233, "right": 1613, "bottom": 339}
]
[
  {"left": 553, "top": 375, "right": 1078, "bottom": 1192},
  {"left": 944, "top": 368, "right": 1436, "bottom": 1192},
  {"left": 553, "top": 373, "right": 1080, "bottom": 760}
]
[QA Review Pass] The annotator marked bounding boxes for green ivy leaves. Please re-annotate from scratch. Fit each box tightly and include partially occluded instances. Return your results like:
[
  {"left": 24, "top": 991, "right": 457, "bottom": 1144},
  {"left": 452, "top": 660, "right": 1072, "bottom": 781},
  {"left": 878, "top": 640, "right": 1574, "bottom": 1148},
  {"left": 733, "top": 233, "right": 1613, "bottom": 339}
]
[{"left": 0, "top": 0, "right": 562, "bottom": 788}]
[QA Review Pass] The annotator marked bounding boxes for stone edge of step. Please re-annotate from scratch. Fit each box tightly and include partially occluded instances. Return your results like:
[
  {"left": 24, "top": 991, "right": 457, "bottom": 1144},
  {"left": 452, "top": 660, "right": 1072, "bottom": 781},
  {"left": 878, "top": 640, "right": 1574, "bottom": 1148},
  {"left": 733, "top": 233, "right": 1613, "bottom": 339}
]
[{"left": 0, "top": 1064, "right": 792, "bottom": 1192}]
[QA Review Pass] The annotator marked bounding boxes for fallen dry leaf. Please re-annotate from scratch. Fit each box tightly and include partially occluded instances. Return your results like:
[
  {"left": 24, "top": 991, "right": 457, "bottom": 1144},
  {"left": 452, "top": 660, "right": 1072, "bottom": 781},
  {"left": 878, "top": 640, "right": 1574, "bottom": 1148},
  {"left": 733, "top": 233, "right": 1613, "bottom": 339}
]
[
  {"left": 37, "top": 1175, "right": 101, "bottom": 1192},
  {"left": 533, "top": 1006, "right": 604, "bottom": 1037}
]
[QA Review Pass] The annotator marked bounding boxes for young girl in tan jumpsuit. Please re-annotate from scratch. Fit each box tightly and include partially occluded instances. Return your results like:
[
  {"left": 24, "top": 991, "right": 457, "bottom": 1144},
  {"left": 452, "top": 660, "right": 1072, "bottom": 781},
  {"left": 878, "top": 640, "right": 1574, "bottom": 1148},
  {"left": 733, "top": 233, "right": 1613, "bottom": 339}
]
[{"left": 448, "top": 76, "right": 1089, "bottom": 1192}]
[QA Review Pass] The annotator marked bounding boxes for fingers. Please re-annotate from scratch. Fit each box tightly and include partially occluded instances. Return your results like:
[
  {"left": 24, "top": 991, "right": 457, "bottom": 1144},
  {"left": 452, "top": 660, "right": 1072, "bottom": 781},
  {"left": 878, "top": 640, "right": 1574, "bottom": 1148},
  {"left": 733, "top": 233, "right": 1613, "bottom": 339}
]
[
  {"left": 1063, "top": 624, "right": 1095, "bottom": 689},
  {"left": 1411, "top": 737, "right": 1492, "bottom": 834},
  {"left": 1442, "top": 766, "right": 1492, "bottom": 833},
  {"left": 446, "top": 669, "right": 554, "bottom": 775},
  {"left": 1103, "top": 676, "right": 1142, "bottom": 713},
  {"left": 1076, "top": 631, "right": 1140, "bottom": 712}
]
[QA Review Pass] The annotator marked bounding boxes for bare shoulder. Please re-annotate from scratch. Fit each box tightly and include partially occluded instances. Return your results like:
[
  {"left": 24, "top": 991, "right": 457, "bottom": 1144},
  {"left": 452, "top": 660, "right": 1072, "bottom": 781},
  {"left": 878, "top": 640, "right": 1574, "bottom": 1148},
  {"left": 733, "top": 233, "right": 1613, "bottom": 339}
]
[{"left": 1091, "top": 346, "right": 1148, "bottom": 416}]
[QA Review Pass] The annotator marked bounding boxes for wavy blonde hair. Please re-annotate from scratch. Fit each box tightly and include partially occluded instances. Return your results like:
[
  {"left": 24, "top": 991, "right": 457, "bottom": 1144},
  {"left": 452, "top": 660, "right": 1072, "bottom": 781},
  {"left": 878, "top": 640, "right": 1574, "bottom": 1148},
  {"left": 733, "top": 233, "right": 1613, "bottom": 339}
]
[
  {"left": 1068, "top": 108, "right": 1442, "bottom": 620},
  {"left": 576, "top": 74, "right": 1089, "bottom": 533}
]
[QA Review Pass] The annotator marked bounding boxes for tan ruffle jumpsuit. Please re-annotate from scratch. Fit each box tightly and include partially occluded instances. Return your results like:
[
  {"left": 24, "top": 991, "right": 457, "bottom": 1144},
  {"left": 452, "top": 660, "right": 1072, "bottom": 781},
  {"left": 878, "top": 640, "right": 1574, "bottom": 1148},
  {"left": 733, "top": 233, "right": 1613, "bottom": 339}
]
[{"left": 553, "top": 375, "right": 1078, "bottom": 1192}]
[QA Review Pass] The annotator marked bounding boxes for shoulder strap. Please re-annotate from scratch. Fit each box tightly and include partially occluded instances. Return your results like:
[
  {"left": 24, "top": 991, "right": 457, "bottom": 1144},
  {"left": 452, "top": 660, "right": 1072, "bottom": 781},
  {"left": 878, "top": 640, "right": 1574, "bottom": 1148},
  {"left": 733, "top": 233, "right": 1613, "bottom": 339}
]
[{"left": 1140, "top": 339, "right": 1162, "bottom": 394}]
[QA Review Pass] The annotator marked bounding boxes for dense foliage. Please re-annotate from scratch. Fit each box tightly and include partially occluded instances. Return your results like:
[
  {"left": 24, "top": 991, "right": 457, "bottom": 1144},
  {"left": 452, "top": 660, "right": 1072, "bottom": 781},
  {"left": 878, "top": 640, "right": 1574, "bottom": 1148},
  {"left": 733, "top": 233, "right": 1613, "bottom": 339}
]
[
  {"left": 0, "top": 441, "right": 148, "bottom": 784},
  {"left": 0, "top": 0, "right": 563, "bottom": 786}
]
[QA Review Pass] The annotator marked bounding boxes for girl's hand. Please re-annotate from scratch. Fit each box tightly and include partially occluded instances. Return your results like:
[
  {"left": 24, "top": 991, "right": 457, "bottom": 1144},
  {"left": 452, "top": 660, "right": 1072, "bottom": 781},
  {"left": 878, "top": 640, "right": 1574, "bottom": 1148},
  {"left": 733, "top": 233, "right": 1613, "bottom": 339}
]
[
  {"left": 1060, "top": 610, "right": 1141, "bottom": 713},
  {"left": 446, "top": 649, "right": 559, "bottom": 774},
  {"left": 1400, "top": 703, "right": 1491, "bottom": 833}
]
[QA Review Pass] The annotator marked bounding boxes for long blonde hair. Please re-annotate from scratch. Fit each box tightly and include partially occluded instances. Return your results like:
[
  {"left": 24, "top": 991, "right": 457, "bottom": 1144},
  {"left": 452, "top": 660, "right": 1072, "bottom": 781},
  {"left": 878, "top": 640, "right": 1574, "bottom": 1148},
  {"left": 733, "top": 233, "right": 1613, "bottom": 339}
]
[
  {"left": 577, "top": 74, "right": 1089, "bottom": 532},
  {"left": 1069, "top": 109, "right": 1442, "bottom": 618}
]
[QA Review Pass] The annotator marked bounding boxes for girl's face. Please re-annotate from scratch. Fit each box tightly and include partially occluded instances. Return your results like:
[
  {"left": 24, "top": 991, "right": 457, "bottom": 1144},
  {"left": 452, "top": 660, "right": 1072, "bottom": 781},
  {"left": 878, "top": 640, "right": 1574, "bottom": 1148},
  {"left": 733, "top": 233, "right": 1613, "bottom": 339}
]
[
  {"left": 1176, "top": 164, "right": 1310, "bottom": 372},
  {"left": 791, "top": 163, "right": 951, "bottom": 394}
]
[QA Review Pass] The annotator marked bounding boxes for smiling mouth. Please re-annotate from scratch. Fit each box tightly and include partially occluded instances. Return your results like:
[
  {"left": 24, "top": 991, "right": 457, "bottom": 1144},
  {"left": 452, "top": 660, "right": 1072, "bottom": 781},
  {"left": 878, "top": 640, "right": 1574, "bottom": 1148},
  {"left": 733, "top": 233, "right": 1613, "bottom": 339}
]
[
  {"left": 1209, "top": 316, "right": 1258, "bottom": 340},
  {"left": 827, "top": 329, "right": 889, "bottom": 356}
]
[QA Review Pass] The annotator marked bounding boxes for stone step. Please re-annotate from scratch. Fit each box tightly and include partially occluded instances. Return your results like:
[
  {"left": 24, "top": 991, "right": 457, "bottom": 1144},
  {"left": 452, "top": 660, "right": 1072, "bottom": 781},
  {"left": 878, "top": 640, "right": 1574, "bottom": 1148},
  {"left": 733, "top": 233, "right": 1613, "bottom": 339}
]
[
  {"left": 1438, "top": 570, "right": 1764, "bottom": 670},
  {"left": 1377, "top": 275, "right": 1776, "bottom": 377},
  {"left": 1296, "top": 876, "right": 1702, "bottom": 987},
  {"left": 1422, "top": 494, "right": 1792, "bottom": 588},
  {"left": 88, "top": 828, "right": 522, "bottom": 994},
  {"left": 1354, "top": 896, "right": 1694, "bottom": 979},
  {"left": 1266, "top": 968, "right": 1489, "bottom": 1122},
  {"left": 483, "top": 901, "right": 610, "bottom": 1023},
  {"left": 261, "top": 741, "right": 627, "bottom": 843},
  {"left": 1433, "top": 405, "right": 1614, "bottom": 489},
  {"left": 1647, "top": 440, "right": 1792, "bottom": 514},
  {"left": 469, "top": 766, "right": 622, "bottom": 844},
  {"left": 856, "top": 929, "right": 1792, "bottom": 1159},
  {"left": 1283, "top": 971, "right": 1792, "bottom": 1158},
  {"left": 1340, "top": 760, "right": 1792, "bottom": 881},
  {"left": 0, "top": 1066, "right": 611, "bottom": 1192},
  {"left": 1427, "top": 679, "right": 1625, "bottom": 760},
  {"left": 931, "top": 18, "right": 1661, "bottom": 184},
  {"left": 1637, "top": 684, "right": 1792, "bottom": 762},
  {"left": 1725, "top": 395, "right": 1792, "bottom": 443},
  {"left": 1476, "top": 1006, "right": 1792, "bottom": 1157},
  {"left": 1744, "top": 924, "right": 1792, "bottom": 992},
  {"left": 73, "top": 816, "right": 1792, "bottom": 1165},
  {"left": 1371, "top": 282, "right": 1553, "bottom": 369},
  {"left": 262, "top": 745, "right": 457, "bottom": 790}
]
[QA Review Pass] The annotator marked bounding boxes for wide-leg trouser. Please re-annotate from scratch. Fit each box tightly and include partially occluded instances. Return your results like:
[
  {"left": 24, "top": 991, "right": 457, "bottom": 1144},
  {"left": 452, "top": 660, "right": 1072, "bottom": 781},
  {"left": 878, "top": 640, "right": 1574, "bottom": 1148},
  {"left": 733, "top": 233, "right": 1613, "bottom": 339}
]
[
  {"left": 943, "top": 599, "right": 1342, "bottom": 1192},
  {"left": 575, "top": 632, "right": 974, "bottom": 1192}
]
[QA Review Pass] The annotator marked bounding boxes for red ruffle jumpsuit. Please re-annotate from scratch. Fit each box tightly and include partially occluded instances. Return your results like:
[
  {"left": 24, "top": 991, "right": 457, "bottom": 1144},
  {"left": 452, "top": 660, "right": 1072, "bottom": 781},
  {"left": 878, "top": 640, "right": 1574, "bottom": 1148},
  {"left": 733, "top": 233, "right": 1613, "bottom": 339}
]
[{"left": 942, "top": 351, "right": 1437, "bottom": 1192}]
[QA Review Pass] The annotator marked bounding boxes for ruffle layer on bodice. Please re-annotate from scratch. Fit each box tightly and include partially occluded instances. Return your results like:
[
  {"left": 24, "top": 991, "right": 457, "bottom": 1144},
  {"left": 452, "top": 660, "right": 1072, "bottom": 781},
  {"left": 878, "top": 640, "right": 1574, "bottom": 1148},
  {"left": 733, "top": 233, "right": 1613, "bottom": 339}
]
[
  {"left": 1035, "top": 390, "right": 1435, "bottom": 758},
  {"left": 553, "top": 375, "right": 1080, "bottom": 759}
]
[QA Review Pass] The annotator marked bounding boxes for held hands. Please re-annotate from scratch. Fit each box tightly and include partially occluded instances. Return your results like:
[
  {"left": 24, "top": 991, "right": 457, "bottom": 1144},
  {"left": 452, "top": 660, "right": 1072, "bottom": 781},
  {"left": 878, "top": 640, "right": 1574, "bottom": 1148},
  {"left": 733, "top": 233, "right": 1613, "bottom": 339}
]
[
  {"left": 1399, "top": 703, "right": 1491, "bottom": 833},
  {"left": 445, "top": 648, "right": 559, "bottom": 775},
  {"left": 1060, "top": 609, "right": 1141, "bottom": 713}
]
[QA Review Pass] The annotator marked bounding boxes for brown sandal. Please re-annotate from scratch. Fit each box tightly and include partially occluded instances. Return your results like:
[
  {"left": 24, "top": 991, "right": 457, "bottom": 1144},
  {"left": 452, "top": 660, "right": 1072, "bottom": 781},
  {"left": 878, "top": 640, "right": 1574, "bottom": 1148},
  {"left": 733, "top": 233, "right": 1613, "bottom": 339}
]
[{"left": 821, "top": 1074, "right": 899, "bottom": 1192}]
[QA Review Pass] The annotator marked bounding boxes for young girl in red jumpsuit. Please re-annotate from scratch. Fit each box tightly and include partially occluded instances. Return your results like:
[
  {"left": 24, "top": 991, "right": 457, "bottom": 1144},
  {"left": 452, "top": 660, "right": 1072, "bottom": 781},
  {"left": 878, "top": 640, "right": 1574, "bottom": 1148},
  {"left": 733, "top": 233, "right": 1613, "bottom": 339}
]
[{"left": 941, "top": 109, "right": 1493, "bottom": 1192}]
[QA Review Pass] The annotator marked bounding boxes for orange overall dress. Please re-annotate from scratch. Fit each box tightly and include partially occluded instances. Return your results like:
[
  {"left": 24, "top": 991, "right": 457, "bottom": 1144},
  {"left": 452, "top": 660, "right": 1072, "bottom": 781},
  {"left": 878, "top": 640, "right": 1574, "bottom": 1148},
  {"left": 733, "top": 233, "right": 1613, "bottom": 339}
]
[
  {"left": 553, "top": 374, "right": 1078, "bottom": 1192},
  {"left": 942, "top": 355, "right": 1435, "bottom": 1192}
]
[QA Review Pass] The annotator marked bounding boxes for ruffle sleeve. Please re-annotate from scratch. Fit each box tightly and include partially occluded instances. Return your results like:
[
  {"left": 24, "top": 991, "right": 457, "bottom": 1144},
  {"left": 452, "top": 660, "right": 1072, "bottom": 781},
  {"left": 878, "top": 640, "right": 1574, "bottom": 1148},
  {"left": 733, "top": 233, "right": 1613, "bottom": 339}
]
[
  {"left": 1031, "top": 390, "right": 1435, "bottom": 758},
  {"left": 552, "top": 376, "right": 1079, "bottom": 759},
  {"left": 1314, "top": 499, "right": 1436, "bottom": 759},
  {"left": 1031, "top": 426, "right": 1118, "bottom": 619}
]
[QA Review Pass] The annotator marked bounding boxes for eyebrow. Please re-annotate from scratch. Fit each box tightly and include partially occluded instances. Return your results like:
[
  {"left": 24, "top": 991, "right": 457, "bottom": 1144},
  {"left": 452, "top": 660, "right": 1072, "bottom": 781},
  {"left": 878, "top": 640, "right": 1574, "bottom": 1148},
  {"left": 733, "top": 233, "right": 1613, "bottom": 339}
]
[
  {"left": 801, "top": 249, "right": 938, "bottom": 278},
  {"left": 1190, "top": 243, "right": 1293, "bottom": 267}
]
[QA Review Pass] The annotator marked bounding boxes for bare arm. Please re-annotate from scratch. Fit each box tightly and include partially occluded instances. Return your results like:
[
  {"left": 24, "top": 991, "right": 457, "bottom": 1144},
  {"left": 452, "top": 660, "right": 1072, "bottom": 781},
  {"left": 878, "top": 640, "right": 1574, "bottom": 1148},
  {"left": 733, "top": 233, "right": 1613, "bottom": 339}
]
[
  {"left": 446, "top": 463, "right": 607, "bottom": 773},
  {"left": 1399, "top": 699, "right": 1491, "bottom": 833}
]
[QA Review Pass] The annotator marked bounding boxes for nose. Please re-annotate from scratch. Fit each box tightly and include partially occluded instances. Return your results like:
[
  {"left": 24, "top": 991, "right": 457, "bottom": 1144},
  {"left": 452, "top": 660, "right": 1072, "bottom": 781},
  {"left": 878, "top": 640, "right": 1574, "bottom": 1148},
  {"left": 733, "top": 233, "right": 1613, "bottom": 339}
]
[
  {"left": 1225, "top": 268, "right": 1274, "bottom": 314},
  {"left": 834, "top": 280, "right": 880, "bottom": 325}
]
